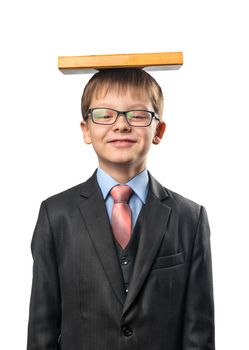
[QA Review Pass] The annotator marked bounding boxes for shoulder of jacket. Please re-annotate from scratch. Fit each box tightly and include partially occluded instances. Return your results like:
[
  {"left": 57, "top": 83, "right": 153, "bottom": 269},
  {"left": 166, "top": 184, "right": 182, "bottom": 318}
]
[
  {"left": 45, "top": 182, "right": 84, "bottom": 203},
  {"left": 42, "top": 171, "right": 97, "bottom": 206},
  {"left": 163, "top": 187, "right": 204, "bottom": 221}
]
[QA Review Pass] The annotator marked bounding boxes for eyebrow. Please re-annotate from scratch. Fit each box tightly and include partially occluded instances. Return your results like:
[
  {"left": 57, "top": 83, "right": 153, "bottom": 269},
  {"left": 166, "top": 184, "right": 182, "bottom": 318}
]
[{"left": 91, "top": 104, "right": 151, "bottom": 110}]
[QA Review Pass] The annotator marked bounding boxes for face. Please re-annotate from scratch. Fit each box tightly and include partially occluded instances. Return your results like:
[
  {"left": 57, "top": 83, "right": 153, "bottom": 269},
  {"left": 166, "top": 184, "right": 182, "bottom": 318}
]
[{"left": 80, "top": 88, "right": 166, "bottom": 173}]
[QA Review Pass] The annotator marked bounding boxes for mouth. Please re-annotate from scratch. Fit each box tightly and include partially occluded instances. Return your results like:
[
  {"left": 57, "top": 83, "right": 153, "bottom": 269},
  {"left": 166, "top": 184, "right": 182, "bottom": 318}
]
[{"left": 107, "top": 139, "right": 137, "bottom": 147}]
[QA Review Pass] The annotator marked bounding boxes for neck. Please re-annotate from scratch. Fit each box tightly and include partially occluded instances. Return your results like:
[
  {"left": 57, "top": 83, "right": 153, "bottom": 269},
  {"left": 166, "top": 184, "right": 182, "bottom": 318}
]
[{"left": 98, "top": 161, "right": 146, "bottom": 183}]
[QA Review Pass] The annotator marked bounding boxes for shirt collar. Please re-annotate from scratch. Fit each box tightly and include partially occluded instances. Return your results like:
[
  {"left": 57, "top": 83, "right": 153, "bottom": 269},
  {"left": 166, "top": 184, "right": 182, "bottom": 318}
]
[{"left": 97, "top": 167, "right": 149, "bottom": 204}]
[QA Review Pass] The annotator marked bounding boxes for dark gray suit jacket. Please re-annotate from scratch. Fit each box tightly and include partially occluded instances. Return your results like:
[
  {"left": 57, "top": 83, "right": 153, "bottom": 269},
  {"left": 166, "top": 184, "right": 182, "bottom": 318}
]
[{"left": 27, "top": 171, "right": 215, "bottom": 350}]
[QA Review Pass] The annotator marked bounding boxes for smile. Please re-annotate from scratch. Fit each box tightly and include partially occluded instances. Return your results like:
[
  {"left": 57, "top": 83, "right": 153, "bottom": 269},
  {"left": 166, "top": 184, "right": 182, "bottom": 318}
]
[{"left": 108, "top": 139, "right": 137, "bottom": 147}]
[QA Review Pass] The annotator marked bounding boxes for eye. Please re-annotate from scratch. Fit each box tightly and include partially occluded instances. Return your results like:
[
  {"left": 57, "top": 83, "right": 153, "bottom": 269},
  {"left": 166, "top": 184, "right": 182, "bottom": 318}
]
[
  {"left": 100, "top": 115, "right": 112, "bottom": 119},
  {"left": 128, "top": 111, "right": 150, "bottom": 119},
  {"left": 93, "top": 109, "right": 115, "bottom": 119},
  {"left": 133, "top": 114, "right": 146, "bottom": 119}
]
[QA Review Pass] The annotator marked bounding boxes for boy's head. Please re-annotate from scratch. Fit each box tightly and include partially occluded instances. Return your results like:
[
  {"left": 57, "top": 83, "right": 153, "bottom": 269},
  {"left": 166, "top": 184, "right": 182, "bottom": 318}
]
[
  {"left": 81, "top": 68, "right": 164, "bottom": 121},
  {"left": 80, "top": 68, "right": 166, "bottom": 180}
]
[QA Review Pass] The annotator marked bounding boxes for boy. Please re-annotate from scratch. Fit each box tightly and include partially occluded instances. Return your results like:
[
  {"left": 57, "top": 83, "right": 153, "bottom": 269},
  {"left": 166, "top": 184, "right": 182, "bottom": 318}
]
[{"left": 27, "top": 68, "right": 215, "bottom": 350}]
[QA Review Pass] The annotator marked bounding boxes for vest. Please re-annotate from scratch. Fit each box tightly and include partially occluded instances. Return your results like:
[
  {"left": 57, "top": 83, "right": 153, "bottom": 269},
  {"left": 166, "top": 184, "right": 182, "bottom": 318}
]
[{"left": 113, "top": 204, "right": 145, "bottom": 295}]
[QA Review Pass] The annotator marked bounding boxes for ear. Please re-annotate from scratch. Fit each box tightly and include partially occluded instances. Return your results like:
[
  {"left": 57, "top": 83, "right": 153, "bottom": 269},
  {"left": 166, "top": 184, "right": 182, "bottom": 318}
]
[
  {"left": 153, "top": 121, "right": 166, "bottom": 145},
  {"left": 80, "top": 121, "right": 92, "bottom": 144}
]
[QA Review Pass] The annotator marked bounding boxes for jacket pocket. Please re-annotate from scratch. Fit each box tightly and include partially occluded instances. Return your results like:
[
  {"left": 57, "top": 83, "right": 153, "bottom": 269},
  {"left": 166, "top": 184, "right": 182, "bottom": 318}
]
[{"left": 152, "top": 251, "right": 185, "bottom": 269}]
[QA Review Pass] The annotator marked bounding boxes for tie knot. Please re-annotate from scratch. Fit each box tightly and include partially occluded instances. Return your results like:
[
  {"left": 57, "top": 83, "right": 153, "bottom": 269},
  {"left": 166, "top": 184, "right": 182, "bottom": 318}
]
[{"left": 110, "top": 185, "right": 132, "bottom": 204}]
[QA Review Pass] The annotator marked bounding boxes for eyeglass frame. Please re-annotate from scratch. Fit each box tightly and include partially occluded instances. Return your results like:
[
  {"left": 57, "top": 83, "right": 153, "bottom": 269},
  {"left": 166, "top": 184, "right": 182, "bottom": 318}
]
[{"left": 84, "top": 107, "right": 161, "bottom": 127}]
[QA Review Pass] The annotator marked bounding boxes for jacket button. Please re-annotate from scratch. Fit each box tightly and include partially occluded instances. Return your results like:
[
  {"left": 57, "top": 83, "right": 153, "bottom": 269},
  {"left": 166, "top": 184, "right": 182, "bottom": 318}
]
[
  {"left": 122, "top": 325, "right": 133, "bottom": 337},
  {"left": 120, "top": 256, "right": 129, "bottom": 265}
]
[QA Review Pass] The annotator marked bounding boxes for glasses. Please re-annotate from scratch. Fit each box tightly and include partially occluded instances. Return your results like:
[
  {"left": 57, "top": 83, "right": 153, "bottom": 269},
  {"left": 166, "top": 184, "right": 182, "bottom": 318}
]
[{"left": 85, "top": 108, "right": 160, "bottom": 127}]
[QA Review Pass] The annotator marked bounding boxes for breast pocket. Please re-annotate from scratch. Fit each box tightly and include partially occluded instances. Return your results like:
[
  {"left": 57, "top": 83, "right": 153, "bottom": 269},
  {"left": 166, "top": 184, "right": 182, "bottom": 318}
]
[{"left": 152, "top": 251, "right": 185, "bottom": 269}]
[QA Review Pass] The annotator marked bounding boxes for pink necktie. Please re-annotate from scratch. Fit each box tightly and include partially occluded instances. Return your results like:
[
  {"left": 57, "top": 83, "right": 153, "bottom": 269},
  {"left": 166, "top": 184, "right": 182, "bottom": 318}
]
[{"left": 110, "top": 185, "right": 133, "bottom": 249}]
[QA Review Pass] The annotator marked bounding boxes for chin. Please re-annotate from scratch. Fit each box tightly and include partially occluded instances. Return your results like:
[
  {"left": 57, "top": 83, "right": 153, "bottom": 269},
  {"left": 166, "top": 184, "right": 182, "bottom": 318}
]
[
  {"left": 101, "top": 155, "right": 136, "bottom": 166},
  {"left": 111, "top": 157, "right": 135, "bottom": 165}
]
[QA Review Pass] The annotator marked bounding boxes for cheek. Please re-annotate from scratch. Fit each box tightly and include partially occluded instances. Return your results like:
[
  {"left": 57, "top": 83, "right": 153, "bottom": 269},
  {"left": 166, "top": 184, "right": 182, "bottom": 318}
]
[
  {"left": 89, "top": 128, "right": 102, "bottom": 143},
  {"left": 139, "top": 130, "right": 155, "bottom": 147}
]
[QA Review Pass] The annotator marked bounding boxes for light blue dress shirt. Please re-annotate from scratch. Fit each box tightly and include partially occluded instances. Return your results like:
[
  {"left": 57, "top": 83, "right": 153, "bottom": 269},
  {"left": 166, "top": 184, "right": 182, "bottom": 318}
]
[{"left": 96, "top": 167, "right": 149, "bottom": 229}]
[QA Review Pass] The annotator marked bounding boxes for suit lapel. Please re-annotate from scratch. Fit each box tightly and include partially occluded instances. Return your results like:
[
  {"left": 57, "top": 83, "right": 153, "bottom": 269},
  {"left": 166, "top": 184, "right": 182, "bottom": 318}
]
[
  {"left": 122, "top": 174, "right": 172, "bottom": 315},
  {"left": 77, "top": 172, "right": 126, "bottom": 306}
]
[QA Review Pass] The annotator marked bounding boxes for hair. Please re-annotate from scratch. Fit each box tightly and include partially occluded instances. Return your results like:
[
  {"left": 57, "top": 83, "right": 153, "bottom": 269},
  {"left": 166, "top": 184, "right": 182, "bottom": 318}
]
[{"left": 81, "top": 68, "right": 164, "bottom": 121}]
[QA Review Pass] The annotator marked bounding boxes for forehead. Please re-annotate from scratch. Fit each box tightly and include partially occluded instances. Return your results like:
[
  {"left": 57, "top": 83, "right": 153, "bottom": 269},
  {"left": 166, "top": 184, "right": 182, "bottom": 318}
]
[{"left": 90, "top": 83, "right": 151, "bottom": 105}]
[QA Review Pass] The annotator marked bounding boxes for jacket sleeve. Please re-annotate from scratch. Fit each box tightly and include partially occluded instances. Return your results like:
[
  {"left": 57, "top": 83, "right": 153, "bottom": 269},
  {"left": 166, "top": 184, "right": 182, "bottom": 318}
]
[
  {"left": 27, "top": 201, "right": 61, "bottom": 350},
  {"left": 182, "top": 206, "right": 215, "bottom": 350}
]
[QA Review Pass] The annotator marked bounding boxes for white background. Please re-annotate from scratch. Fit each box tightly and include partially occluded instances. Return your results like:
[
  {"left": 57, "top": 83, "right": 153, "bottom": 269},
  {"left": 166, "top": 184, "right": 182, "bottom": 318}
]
[{"left": 1, "top": 0, "right": 248, "bottom": 348}]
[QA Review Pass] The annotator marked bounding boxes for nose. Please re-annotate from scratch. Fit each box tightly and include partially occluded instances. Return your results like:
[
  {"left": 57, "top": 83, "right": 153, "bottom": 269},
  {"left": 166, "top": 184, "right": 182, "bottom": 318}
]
[{"left": 112, "top": 114, "right": 131, "bottom": 131}]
